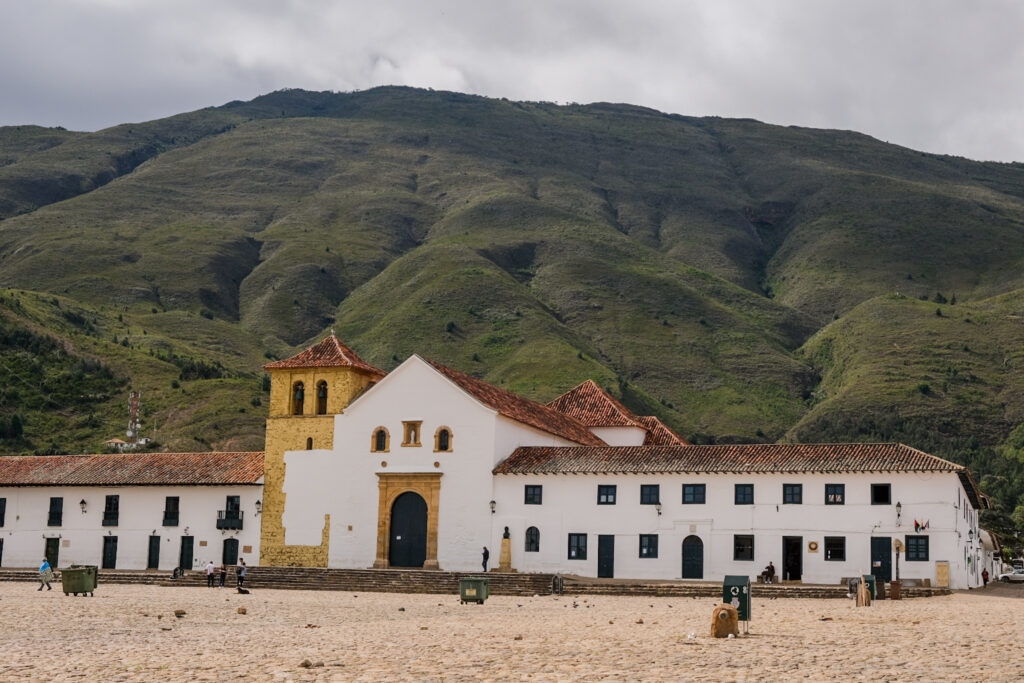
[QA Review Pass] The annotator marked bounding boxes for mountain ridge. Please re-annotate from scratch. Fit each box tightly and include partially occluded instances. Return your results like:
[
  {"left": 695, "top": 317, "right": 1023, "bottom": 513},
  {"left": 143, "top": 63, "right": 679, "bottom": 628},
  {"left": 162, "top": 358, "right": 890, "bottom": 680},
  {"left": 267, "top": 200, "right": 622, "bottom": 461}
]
[{"left": 1, "top": 86, "right": 1023, "bottom": 538}]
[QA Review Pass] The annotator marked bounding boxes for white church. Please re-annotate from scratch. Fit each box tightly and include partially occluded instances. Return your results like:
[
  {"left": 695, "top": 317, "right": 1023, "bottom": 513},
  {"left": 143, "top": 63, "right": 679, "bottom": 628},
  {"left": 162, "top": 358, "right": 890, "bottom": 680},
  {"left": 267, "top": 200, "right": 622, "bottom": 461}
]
[{"left": 0, "top": 334, "right": 990, "bottom": 590}]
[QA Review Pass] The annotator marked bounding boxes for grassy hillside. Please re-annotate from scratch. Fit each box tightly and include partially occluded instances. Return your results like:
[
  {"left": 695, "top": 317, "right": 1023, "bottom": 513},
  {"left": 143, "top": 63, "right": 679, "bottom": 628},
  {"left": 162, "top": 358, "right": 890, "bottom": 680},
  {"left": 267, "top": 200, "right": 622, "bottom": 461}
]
[{"left": 1, "top": 87, "right": 1023, "bottom": 537}]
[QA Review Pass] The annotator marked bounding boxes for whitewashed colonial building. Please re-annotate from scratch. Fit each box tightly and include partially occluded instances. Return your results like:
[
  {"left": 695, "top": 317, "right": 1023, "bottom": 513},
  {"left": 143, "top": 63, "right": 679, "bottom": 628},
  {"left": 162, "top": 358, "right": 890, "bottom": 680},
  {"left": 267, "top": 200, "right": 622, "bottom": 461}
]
[
  {"left": 0, "top": 334, "right": 989, "bottom": 591},
  {"left": 0, "top": 451, "right": 262, "bottom": 571},
  {"left": 263, "top": 338, "right": 988, "bottom": 590}
]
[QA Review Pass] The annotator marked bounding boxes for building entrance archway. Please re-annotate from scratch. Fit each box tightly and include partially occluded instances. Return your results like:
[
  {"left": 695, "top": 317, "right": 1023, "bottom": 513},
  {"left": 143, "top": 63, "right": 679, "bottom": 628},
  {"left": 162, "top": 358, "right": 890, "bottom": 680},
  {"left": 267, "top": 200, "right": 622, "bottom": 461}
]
[
  {"left": 682, "top": 535, "right": 704, "bottom": 579},
  {"left": 374, "top": 473, "right": 442, "bottom": 569}
]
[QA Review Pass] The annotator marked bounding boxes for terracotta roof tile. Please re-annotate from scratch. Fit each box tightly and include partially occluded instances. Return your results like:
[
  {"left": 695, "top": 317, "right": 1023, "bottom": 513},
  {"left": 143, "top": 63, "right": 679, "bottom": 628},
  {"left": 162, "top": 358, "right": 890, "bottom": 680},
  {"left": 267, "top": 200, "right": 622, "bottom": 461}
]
[
  {"left": 425, "top": 360, "right": 606, "bottom": 447},
  {"left": 264, "top": 334, "right": 385, "bottom": 377},
  {"left": 0, "top": 452, "right": 264, "bottom": 486},
  {"left": 546, "top": 380, "right": 641, "bottom": 427},
  {"left": 637, "top": 416, "right": 690, "bottom": 446},
  {"left": 495, "top": 442, "right": 966, "bottom": 476}
]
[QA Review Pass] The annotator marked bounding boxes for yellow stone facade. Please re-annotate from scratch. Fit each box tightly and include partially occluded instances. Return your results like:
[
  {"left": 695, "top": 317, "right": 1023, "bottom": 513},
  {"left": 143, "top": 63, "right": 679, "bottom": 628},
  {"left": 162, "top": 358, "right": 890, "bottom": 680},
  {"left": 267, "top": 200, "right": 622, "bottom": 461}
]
[{"left": 259, "top": 366, "right": 378, "bottom": 567}]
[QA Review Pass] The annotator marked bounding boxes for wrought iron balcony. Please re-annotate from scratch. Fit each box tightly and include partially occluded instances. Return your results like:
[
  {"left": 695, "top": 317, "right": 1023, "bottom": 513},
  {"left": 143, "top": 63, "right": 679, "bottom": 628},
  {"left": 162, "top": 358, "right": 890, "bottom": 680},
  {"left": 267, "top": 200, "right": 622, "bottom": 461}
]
[{"left": 216, "top": 510, "right": 244, "bottom": 530}]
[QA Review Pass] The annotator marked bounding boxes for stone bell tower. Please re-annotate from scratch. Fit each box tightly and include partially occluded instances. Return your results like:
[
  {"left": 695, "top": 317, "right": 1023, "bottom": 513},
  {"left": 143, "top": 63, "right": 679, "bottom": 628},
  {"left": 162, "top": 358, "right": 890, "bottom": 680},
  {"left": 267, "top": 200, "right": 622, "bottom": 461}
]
[{"left": 259, "top": 333, "right": 385, "bottom": 567}]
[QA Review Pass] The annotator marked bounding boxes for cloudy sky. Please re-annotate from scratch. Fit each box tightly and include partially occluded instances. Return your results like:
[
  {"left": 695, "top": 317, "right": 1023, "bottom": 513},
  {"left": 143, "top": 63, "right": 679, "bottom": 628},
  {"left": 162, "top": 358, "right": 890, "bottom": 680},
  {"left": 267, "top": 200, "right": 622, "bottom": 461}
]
[{"left": 2, "top": 1, "right": 1022, "bottom": 162}]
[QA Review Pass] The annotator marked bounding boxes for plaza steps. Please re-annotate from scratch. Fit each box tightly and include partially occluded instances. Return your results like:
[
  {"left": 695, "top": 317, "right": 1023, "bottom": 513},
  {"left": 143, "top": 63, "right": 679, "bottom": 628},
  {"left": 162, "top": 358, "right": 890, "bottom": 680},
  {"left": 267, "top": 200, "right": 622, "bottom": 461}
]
[
  {"left": 167, "top": 565, "right": 557, "bottom": 596},
  {"left": 0, "top": 566, "right": 950, "bottom": 599}
]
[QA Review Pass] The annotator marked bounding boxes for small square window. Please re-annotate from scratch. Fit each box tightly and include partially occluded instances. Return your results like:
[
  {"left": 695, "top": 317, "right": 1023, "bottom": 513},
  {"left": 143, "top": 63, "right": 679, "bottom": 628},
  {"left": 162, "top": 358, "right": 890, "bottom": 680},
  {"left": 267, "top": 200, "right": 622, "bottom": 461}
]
[
  {"left": 871, "top": 483, "right": 892, "bottom": 505},
  {"left": 824, "top": 536, "right": 846, "bottom": 561},
  {"left": 733, "top": 534, "right": 755, "bottom": 561},
  {"left": 568, "top": 533, "right": 587, "bottom": 560},
  {"left": 825, "top": 484, "right": 845, "bottom": 505},
  {"left": 597, "top": 485, "right": 617, "bottom": 505},
  {"left": 783, "top": 483, "right": 802, "bottom": 504},
  {"left": 735, "top": 484, "right": 754, "bottom": 505},
  {"left": 640, "top": 484, "right": 660, "bottom": 505},
  {"left": 906, "top": 535, "right": 929, "bottom": 561},
  {"left": 682, "top": 484, "right": 706, "bottom": 504},
  {"left": 639, "top": 534, "right": 659, "bottom": 558},
  {"left": 524, "top": 485, "right": 543, "bottom": 505}
]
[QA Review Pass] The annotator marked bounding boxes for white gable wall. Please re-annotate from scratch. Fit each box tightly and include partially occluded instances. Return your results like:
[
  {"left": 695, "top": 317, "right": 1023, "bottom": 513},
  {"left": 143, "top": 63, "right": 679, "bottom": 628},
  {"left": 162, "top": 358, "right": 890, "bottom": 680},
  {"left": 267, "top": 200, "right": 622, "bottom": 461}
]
[
  {"left": 279, "top": 356, "right": 597, "bottom": 570},
  {"left": 590, "top": 425, "right": 648, "bottom": 446}
]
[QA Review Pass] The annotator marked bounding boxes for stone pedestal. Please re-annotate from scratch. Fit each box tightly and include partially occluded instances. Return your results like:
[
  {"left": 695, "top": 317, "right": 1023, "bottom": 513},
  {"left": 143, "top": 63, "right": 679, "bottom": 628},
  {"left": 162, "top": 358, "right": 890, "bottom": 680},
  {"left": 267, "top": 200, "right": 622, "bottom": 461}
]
[{"left": 496, "top": 536, "right": 514, "bottom": 572}]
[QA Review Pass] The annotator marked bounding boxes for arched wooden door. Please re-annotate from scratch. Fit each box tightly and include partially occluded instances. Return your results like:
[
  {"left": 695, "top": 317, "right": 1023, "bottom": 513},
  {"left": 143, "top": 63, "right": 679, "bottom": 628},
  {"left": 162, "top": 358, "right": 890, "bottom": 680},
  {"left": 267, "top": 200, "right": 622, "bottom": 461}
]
[
  {"left": 388, "top": 492, "right": 428, "bottom": 567},
  {"left": 682, "top": 535, "right": 704, "bottom": 579}
]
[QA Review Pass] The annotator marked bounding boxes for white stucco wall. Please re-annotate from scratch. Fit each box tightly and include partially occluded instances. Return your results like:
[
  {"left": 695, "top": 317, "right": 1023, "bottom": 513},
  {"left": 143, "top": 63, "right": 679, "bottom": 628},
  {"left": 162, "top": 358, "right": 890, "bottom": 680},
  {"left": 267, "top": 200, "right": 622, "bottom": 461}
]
[
  {"left": 590, "top": 425, "right": 648, "bottom": 446},
  {"left": 0, "top": 485, "right": 262, "bottom": 570},
  {"left": 492, "top": 470, "right": 981, "bottom": 589}
]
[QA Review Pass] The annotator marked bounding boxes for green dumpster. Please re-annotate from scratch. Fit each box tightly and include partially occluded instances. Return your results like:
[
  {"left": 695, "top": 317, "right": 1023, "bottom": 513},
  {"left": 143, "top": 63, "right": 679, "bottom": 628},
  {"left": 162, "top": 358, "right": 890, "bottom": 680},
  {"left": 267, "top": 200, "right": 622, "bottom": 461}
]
[
  {"left": 62, "top": 565, "right": 98, "bottom": 596},
  {"left": 861, "top": 574, "right": 877, "bottom": 600},
  {"left": 722, "top": 575, "right": 751, "bottom": 621},
  {"left": 459, "top": 576, "right": 489, "bottom": 604}
]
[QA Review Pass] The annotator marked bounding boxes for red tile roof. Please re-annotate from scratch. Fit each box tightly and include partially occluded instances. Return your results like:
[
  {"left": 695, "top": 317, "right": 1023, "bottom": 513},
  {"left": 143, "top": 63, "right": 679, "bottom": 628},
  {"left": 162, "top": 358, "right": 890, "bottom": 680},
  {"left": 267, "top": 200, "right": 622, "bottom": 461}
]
[
  {"left": 0, "top": 452, "right": 264, "bottom": 486},
  {"left": 425, "top": 360, "right": 606, "bottom": 447},
  {"left": 495, "top": 442, "right": 964, "bottom": 476},
  {"left": 546, "top": 380, "right": 642, "bottom": 427},
  {"left": 637, "top": 416, "right": 690, "bottom": 446},
  {"left": 264, "top": 334, "right": 386, "bottom": 377},
  {"left": 496, "top": 442, "right": 987, "bottom": 508}
]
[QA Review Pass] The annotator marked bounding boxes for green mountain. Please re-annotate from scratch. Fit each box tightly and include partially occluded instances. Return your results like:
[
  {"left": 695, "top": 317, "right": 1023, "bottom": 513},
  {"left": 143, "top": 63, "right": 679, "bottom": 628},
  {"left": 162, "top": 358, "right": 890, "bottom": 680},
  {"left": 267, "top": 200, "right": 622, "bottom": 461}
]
[{"left": 2, "top": 86, "right": 1024, "bottom": 539}]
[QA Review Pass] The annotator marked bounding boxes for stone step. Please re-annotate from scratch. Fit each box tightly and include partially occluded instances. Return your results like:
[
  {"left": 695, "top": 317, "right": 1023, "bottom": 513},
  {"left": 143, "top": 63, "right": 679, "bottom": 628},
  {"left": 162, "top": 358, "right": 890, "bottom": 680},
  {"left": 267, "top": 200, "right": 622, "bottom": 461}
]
[{"left": 0, "top": 567, "right": 949, "bottom": 599}]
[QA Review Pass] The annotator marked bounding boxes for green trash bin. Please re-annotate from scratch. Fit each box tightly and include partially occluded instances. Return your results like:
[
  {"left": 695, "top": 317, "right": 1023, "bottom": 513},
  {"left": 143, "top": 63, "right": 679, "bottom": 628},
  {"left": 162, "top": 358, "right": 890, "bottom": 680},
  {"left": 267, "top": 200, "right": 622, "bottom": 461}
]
[
  {"left": 722, "top": 575, "right": 751, "bottom": 621},
  {"left": 459, "top": 576, "right": 489, "bottom": 604},
  {"left": 61, "top": 565, "right": 98, "bottom": 596},
  {"left": 861, "top": 574, "right": 877, "bottom": 600}
]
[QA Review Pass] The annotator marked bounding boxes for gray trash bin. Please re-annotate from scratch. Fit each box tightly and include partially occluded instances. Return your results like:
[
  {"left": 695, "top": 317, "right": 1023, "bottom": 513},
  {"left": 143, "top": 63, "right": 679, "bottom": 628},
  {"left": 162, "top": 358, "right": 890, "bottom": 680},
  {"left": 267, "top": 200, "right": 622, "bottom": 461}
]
[
  {"left": 61, "top": 565, "right": 98, "bottom": 596},
  {"left": 459, "top": 577, "right": 489, "bottom": 604}
]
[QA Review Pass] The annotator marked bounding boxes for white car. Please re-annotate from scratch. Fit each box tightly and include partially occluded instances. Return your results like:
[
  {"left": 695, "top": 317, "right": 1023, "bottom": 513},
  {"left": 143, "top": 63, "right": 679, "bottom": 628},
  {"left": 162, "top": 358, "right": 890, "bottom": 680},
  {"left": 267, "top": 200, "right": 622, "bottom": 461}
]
[{"left": 997, "top": 568, "right": 1024, "bottom": 583}]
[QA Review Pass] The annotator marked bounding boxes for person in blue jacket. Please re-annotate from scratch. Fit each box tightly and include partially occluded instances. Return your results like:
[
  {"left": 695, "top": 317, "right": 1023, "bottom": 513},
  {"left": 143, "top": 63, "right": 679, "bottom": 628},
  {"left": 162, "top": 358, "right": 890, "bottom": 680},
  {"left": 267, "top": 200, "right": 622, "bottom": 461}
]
[{"left": 38, "top": 558, "right": 54, "bottom": 591}]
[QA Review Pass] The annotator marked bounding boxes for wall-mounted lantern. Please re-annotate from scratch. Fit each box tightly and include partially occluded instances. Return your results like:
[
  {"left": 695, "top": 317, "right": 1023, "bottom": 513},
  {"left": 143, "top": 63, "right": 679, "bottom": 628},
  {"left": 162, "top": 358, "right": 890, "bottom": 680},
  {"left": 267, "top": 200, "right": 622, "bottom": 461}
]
[
  {"left": 489, "top": 500, "right": 496, "bottom": 514},
  {"left": 255, "top": 500, "right": 263, "bottom": 516},
  {"left": 655, "top": 502, "right": 663, "bottom": 516},
  {"left": 895, "top": 501, "right": 902, "bottom": 526},
  {"left": 79, "top": 499, "right": 87, "bottom": 514}
]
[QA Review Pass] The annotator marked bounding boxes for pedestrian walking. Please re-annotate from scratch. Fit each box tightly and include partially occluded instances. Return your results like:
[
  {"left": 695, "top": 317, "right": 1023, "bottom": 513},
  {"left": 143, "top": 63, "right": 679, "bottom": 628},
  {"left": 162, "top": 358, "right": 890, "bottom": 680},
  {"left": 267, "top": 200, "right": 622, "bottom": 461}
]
[
  {"left": 219, "top": 563, "right": 227, "bottom": 587},
  {"left": 205, "top": 560, "right": 216, "bottom": 587},
  {"left": 237, "top": 558, "right": 247, "bottom": 588},
  {"left": 481, "top": 546, "right": 490, "bottom": 572},
  {"left": 38, "top": 558, "right": 54, "bottom": 591}
]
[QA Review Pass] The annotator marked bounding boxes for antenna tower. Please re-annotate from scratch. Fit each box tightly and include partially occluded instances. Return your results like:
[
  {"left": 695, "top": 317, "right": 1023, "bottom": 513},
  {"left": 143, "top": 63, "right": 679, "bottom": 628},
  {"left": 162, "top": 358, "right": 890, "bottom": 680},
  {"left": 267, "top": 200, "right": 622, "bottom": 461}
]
[{"left": 127, "top": 391, "right": 142, "bottom": 446}]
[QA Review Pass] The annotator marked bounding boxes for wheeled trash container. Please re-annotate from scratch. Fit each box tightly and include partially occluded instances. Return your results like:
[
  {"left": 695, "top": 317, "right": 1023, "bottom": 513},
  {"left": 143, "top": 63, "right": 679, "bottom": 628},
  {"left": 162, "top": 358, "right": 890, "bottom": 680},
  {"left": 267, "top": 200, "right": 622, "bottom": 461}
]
[
  {"left": 62, "top": 565, "right": 98, "bottom": 596},
  {"left": 459, "top": 577, "right": 489, "bottom": 604}
]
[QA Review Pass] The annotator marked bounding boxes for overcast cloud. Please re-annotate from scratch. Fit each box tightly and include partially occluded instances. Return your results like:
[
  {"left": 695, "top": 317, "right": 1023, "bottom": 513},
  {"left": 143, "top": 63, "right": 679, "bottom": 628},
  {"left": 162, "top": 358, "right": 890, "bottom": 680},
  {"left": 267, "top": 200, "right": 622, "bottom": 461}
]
[{"left": 2, "top": 1, "right": 1022, "bottom": 162}]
